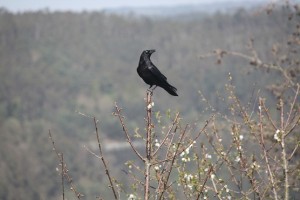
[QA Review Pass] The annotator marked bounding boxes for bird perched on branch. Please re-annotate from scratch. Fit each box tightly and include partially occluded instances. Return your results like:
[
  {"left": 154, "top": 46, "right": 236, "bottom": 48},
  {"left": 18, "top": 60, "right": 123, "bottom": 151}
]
[{"left": 137, "top": 49, "right": 178, "bottom": 96}]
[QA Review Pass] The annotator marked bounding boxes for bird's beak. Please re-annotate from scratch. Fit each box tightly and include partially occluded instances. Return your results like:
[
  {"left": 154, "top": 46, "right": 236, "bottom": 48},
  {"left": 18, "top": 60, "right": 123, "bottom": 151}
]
[{"left": 149, "top": 49, "right": 156, "bottom": 54}]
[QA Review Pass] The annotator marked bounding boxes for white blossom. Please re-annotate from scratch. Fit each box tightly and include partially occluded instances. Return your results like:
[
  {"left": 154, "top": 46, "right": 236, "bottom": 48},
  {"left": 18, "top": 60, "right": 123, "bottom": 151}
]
[
  {"left": 180, "top": 151, "right": 185, "bottom": 157},
  {"left": 128, "top": 194, "right": 137, "bottom": 200},
  {"left": 211, "top": 174, "right": 215, "bottom": 179},
  {"left": 181, "top": 157, "right": 191, "bottom": 162},
  {"left": 147, "top": 102, "right": 155, "bottom": 109},
  {"left": 224, "top": 185, "right": 230, "bottom": 193},
  {"left": 239, "top": 135, "right": 244, "bottom": 140},
  {"left": 274, "top": 129, "right": 281, "bottom": 142},
  {"left": 154, "top": 139, "right": 160, "bottom": 147},
  {"left": 205, "top": 154, "right": 212, "bottom": 159},
  {"left": 184, "top": 173, "right": 193, "bottom": 182},
  {"left": 251, "top": 161, "right": 260, "bottom": 169}
]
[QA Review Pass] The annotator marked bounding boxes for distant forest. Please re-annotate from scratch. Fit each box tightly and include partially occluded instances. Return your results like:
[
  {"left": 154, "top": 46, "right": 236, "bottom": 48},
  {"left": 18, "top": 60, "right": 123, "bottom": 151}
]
[{"left": 0, "top": 6, "right": 298, "bottom": 199}]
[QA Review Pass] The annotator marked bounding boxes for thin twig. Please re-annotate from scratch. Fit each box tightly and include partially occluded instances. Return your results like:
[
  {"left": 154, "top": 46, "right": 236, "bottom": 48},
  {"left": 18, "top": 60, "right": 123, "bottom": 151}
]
[
  {"left": 155, "top": 125, "right": 178, "bottom": 199},
  {"left": 284, "top": 84, "right": 299, "bottom": 131},
  {"left": 210, "top": 173, "right": 222, "bottom": 200},
  {"left": 114, "top": 103, "right": 144, "bottom": 161},
  {"left": 153, "top": 113, "right": 179, "bottom": 156},
  {"left": 93, "top": 118, "right": 118, "bottom": 199},
  {"left": 48, "top": 130, "right": 83, "bottom": 199},
  {"left": 158, "top": 125, "right": 188, "bottom": 200},
  {"left": 196, "top": 165, "right": 213, "bottom": 200},
  {"left": 61, "top": 153, "right": 65, "bottom": 200},
  {"left": 258, "top": 99, "right": 279, "bottom": 200}
]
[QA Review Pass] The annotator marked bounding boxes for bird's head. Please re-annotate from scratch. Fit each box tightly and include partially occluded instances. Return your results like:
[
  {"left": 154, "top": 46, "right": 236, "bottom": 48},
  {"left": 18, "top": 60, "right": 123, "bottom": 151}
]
[{"left": 142, "top": 49, "right": 156, "bottom": 57}]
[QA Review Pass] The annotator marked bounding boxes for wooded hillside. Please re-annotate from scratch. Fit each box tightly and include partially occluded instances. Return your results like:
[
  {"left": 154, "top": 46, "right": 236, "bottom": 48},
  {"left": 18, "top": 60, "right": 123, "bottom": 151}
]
[{"left": 0, "top": 6, "right": 298, "bottom": 199}]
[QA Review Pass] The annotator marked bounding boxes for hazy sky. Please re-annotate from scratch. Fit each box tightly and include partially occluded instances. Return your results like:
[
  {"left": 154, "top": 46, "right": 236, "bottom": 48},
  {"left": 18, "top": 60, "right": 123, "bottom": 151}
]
[{"left": 1, "top": 0, "right": 266, "bottom": 12}]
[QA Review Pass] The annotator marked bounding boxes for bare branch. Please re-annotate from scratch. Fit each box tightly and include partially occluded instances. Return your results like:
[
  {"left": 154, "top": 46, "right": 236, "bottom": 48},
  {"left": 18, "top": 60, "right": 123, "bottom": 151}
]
[
  {"left": 93, "top": 117, "right": 118, "bottom": 199},
  {"left": 48, "top": 130, "right": 83, "bottom": 199},
  {"left": 114, "top": 103, "right": 144, "bottom": 161}
]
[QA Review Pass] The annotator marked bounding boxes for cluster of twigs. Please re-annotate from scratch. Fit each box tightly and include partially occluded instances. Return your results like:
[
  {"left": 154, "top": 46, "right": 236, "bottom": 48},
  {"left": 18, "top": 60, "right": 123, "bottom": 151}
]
[
  {"left": 200, "top": 3, "right": 300, "bottom": 99},
  {"left": 113, "top": 91, "right": 213, "bottom": 199},
  {"left": 195, "top": 3, "right": 300, "bottom": 199},
  {"left": 48, "top": 130, "right": 84, "bottom": 199}
]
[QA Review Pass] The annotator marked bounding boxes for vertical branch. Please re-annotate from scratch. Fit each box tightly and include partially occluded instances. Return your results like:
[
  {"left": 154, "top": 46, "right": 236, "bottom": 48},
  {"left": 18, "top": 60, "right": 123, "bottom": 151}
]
[
  {"left": 258, "top": 98, "right": 279, "bottom": 200},
  {"left": 196, "top": 165, "right": 213, "bottom": 200},
  {"left": 210, "top": 174, "right": 222, "bottom": 200},
  {"left": 93, "top": 118, "right": 118, "bottom": 200},
  {"left": 158, "top": 125, "right": 188, "bottom": 200},
  {"left": 146, "top": 91, "right": 153, "bottom": 161},
  {"left": 48, "top": 130, "right": 83, "bottom": 199},
  {"left": 284, "top": 84, "right": 299, "bottom": 131},
  {"left": 279, "top": 99, "right": 289, "bottom": 200},
  {"left": 145, "top": 91, "right": 153, "bottom": 200},
  {"left": 61, "top": 153, "right": 65, "bottom": 200},
  {"left": 281, "top": 135, "right": 289, "bottom": 200}
]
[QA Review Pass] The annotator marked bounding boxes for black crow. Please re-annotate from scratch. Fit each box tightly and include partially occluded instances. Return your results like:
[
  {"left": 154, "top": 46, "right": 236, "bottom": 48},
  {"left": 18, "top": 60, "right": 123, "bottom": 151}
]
[{"left": 137, "top": 49, "right": 178, "bottom": 96}]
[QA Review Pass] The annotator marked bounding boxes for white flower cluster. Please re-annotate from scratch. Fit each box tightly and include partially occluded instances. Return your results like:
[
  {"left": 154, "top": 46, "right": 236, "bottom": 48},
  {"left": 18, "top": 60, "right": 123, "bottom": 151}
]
[
  {"left": 154, "top": 139, "right": 160, "bottom": 147},
  {"left": 224, "top": 184, "right": 230, "bottom": 193},
  {"left": 184, "top": 173, "right": 197, "bottom": 190},
  {"left": 180, "top": 141, "right": 196, "bottom": 162},
  {"left": 128, "top": 194, "right": 136, "bottom": 200},
  {"left": 205, "top": 153, "right": 212, "bottom": 159},
  {"left": 251, "top": 161, "right": 260, "bottom": 169},
  {"left": 154, "top": 164, "right": 162, "bottom": 171},
  {"left": 274, "top": 129, "right": 282, "bottom": 142},
  {"left": 184, "top": 173, "right": 193, "bottom": 182},
  {"left": 147, "top": 101, "right": 154, "bottom": 110}
]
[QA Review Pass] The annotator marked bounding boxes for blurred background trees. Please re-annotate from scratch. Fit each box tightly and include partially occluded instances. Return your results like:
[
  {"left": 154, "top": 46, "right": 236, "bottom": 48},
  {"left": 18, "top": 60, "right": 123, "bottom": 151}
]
[{"left": 0, "top": 3, "right": 298, "bottom": 199}]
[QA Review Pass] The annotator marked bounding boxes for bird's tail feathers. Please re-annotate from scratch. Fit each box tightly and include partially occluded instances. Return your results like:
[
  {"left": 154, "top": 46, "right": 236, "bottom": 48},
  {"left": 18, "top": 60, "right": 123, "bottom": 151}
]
[{"left": 163, "top": 83, "right": 178, "bottom": 96}]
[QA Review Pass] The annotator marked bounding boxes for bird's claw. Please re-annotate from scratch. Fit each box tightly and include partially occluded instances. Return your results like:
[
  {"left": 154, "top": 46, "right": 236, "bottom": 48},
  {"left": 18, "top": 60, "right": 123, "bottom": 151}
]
[{"left": 147, "top": 89, "right": 154, "bottom": 96}]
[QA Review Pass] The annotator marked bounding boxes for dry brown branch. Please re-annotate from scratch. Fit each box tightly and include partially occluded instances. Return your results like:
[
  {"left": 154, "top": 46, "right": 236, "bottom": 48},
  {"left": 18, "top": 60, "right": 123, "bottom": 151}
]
[
  {"left": 61, "top": 153, "right": 65, "bottom": 200},
  {"left": 93, "top": 118, "right": 118, "bottom": 199},
  {"left": 153, "top": 112, "right": 180, "bottom": 156},
  {"left": 114, "top": 103, "right": 144, "bottom": 161},
  {"left": 145, "top": 91, "right": 153, "bottom": 200},
  {"left": 258, "top": 98, "right": 279, "bottom": 200},
  {"left": 48, "top": 130, "right": 84, "bottom": 199},
  {"left": 196, "top": 165, "right": 213, "bottom": 200}
]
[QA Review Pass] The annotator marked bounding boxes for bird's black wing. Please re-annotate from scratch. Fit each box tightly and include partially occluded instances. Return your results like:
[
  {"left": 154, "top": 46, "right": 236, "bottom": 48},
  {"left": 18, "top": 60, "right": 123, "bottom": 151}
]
[{"left": 148, "top": 64, "right": 167, "bottom": 81}]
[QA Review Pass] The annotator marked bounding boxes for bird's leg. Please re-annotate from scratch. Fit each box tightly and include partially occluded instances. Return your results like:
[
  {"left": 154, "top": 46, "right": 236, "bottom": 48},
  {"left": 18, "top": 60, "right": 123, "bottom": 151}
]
[
  {"left": 147, "top": 85, "right": 153, "bottom": 93},
  {"left": 150, "top": 86, "right": 157, "bottom": 95},
  {"left": 146, "top": 85, "right": 156, "bottom": 96}
]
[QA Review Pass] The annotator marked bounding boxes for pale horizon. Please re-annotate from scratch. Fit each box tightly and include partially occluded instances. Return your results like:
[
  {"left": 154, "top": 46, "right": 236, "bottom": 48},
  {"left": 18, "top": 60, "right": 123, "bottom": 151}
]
[{"left": 1, "top": 0, "right": 268, "bottom": 12}]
